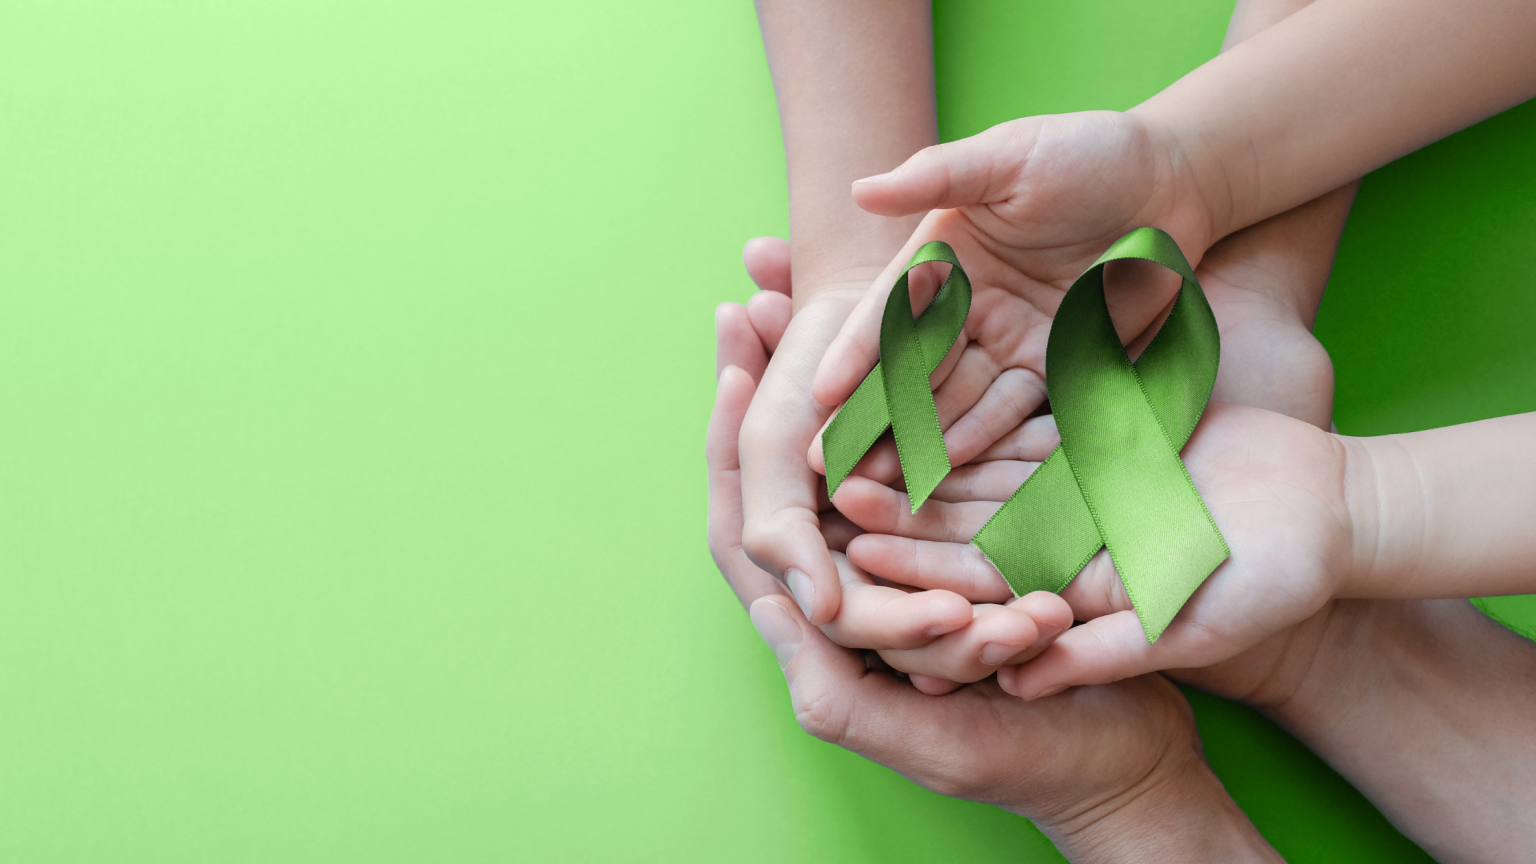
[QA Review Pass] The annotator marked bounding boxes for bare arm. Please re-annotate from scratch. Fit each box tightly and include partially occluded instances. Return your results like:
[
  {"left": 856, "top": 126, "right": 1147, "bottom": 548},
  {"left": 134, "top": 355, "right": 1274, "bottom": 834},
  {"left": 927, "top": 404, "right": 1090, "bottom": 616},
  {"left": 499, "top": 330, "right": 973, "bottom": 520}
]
[
  {"left": 1344, "top": 412, "right": 1536, "bottom": 599},
  {"left": 755, "top": 0, "right": 937, "bottom": 306},
  {"left": 1260, "top": 599, "right": 1536, "bottom": 863},
  {"left": 1138, "top": 0, "right": 1536, "bottom": 241},
  {"left": 738, "top": 0, "right": 939, "bottom": 623}
]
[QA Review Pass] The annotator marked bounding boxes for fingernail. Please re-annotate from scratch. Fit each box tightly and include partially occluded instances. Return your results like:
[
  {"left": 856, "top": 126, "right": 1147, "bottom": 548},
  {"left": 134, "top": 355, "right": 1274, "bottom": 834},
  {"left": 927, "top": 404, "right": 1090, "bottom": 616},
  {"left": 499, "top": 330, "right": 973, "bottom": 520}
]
[
  {"left": 854, "top": 171, "right": 894, "bottom": 186},
  {"left": 786, "top": 568, "right": 815, "bottom": 620},
  {"left": 1029, "top": 683, "right": 1069, "bottom": 701},
  {"left": 750, "top": 600, "right": 803, "bottom": 670},
  {"left": 980, "top": 642, "right": 1018, "bottom": 666}
]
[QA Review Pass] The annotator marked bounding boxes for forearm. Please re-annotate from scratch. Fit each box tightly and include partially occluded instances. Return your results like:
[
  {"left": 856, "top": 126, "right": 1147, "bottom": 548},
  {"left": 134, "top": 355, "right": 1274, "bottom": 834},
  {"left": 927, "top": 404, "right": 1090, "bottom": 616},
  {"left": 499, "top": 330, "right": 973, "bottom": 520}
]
[
  {"left": 1266, "top": 599, "right": 1536, "bottom": 863},
  {"left": 1344, "top": 412, "right": 1536, "bottom": 598},
  {"left": 755, "top": 0, "right": 937, "bottom": 305},
  {"left": 1136, "top": 0, "right": 1536, "bottom": 240},
  {"left": 1037, "top": 750, "right": 1283, "bottom": 864},
  {"left": 1220, "top": 0, "right": 1361, "bottom": 319}
]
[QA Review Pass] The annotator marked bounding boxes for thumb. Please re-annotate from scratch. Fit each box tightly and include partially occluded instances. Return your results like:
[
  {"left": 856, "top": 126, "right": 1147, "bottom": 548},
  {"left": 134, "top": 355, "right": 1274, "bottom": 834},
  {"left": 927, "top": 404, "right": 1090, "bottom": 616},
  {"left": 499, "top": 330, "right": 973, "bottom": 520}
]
[
  {"left": 851, "top": 120, "right": 1039, "bottom": 217},
  {"left": 998, "top": 610, "right": 1158, "bottom": 699},
  {"left": 748, "top": 595, "right": 872, "bottom": 745}
]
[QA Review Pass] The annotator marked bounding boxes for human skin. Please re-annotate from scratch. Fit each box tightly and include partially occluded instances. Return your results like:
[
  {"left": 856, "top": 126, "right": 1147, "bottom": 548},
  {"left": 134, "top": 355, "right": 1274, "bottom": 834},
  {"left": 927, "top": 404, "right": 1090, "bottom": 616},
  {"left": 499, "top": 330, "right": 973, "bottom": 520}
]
[
  {"left": 716, "top": 278, "right": 1536, "bottom": 864},
  {"left": 715, "top": 267, "right": 1536, "bottom": 860},
  {"left": 710, "top": 361, "right": 1283, "bottom": 863},
  {"left": 814, "top": 0, "right": 1536, "bottom": 448},
  {"left": 744, "top": 0, "right": 1442, "bottom": 630},
  {"left": 737, "top": 0, "right": 939, "bottom": 626}
]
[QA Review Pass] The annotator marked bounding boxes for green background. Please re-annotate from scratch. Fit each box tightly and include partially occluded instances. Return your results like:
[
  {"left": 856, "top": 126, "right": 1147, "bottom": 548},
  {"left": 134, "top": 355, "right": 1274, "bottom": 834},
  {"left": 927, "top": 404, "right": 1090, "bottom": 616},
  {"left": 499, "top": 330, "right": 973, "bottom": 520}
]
[{"left": 1, "top": 0, "right": 1530, "bottom": 860}]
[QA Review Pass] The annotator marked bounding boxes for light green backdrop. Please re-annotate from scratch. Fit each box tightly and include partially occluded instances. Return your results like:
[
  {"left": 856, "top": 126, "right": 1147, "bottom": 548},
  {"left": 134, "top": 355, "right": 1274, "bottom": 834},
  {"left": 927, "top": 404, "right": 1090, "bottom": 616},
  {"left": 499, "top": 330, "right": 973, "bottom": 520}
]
[{"left": 0, "top": 1, "right": 1529, "bottom": 861}]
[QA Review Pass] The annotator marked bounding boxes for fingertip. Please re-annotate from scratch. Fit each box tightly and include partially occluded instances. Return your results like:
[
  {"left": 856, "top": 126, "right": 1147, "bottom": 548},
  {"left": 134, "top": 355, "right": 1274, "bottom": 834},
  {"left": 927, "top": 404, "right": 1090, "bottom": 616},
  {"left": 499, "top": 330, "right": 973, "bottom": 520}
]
[
  {"left": 916, "top": 590, "right": 974, "bottom": 638},
  {"left": 811, "top": 348, "right": 849, "bottom": 408},
  {"left": 1008, "top": 591, "right": 1075, "bottom": 639},
  {"left": 742, "top": 236, "right": 792, "bottom": 295},
  {"left": 851, "top": 171, "right": 921, "bottom": 218},
  {"left": 909, "top": 674, "right": 962, "bottom": 696},
  {"left": 994, "top": 662, "right": 1068, "bottom": 701},
  {"left": 746, "top": 289, "right": 792, "bottom": 353},
  {"left": 717, "top": 364, "right": 755, "bottom": 402},
  {"left": 807, "top": 564, "right": 843, "bottom": 627},
  {"left": 806, "top": 434, "right": 826, "bottom": 475}
]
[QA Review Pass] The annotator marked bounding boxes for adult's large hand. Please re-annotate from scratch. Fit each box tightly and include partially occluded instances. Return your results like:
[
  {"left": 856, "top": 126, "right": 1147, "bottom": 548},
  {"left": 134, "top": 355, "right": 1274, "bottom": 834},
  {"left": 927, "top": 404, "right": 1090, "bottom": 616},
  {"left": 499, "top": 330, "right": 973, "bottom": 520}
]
[
  {"left": 710, "top": 316, "right": 1282, "bottom": 863},
  {"left": 719, "top": 239, "right": 1068, "bottom": 689}
]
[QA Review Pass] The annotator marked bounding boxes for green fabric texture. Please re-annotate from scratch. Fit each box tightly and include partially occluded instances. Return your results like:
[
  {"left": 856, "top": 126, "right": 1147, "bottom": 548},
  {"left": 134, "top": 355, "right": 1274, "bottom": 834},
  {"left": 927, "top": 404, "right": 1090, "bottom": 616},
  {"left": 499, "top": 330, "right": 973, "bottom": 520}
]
[
  {"left": 972, "top": 227, "right": 1228, "bottom": 641},
  {"left": 823, "top": 241, "right": 971, "bottom": 511}
]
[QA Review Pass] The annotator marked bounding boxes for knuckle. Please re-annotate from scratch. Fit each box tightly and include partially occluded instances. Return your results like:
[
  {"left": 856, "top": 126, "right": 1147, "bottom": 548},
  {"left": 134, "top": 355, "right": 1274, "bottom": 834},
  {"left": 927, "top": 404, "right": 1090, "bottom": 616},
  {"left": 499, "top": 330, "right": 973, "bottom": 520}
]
[
  {"left": 792, "top": 687, "right": 850, "bottom": 746},
  {"left": 740, "top": 519, "right": 777, "bottom": 569}
]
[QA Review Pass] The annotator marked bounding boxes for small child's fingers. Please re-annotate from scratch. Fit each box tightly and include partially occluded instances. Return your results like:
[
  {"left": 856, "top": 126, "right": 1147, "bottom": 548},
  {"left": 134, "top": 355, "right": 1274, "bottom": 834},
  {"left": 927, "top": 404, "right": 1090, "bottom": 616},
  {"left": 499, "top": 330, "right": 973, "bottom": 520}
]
[
  {"left": 746, "top": 289, "right": 793, "bottom": 353},
  {"left": 819, "top": 554, "right": 973, "bottom": 651},
  {"left": 862, "top": 363, "right": 1043, "bottom": 486},
  {"left": 845, "top": 534, "right": 1012, "bottom": 603},
  {"left": 937, "top": 366, "right": 1047, "bottom": 468},
  {"left": 878, "top": 602, "right": 1046, "bottom": 684},
  {"left": 810, "top": 350, "right": 1032, "bottom": 488},
  {"left": 975, "top": 414, "right": 1061, "bottom": 463},
  {"left": 715, "top": 303, "right": 769, "bottom": 383},
  {"left": 741, "top": 236, "right": 792, "bottom": 295},
  {"left": 928, "top": 459, "right": 1037, "bottom": 503},
  {"left": 1057, "top": 549, "right": 1132, "bottom": 621},
  {"left": 927, "top": 343, "right": 992, "bottom": 429},
  {"left": 832, "top": 476, "right": 999, "bottom": 542}
]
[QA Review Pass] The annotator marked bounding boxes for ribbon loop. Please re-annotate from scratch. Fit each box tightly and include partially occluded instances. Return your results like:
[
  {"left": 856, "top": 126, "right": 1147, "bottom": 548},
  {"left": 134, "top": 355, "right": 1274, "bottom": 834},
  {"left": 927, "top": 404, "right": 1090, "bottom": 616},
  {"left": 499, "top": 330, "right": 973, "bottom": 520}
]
[
  {"left": 972, "top": 227, "right": 1228, "bottom": 640},
  {"left": 823, "top": 242, "right": 970, "bottom": 512}
]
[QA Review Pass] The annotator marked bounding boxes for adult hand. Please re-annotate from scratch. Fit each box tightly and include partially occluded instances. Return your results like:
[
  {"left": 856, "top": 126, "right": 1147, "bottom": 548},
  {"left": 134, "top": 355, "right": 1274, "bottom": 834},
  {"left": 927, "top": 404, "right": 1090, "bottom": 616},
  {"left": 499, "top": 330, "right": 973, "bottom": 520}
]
[
  {"left": 830, "top": 200, "right": 1369, "bottom": 695},
  {"left": 710, "top": 302, "right": 1281, "bottom": 863},
  {"left": 719, "top": 239, "right": 1072, "bottom": 694}
]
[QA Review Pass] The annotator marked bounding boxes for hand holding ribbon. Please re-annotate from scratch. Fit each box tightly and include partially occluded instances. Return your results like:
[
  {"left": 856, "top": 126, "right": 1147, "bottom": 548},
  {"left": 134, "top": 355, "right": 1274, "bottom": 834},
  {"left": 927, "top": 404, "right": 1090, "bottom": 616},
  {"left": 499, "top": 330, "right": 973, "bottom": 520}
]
[{"left": 826, "top": 228, "right": 1229, "bottom": 641}]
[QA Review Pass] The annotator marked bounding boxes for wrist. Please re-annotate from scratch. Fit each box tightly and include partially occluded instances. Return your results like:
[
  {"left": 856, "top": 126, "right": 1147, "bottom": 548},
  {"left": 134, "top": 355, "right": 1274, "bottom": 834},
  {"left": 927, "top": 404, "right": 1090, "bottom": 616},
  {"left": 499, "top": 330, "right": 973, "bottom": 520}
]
[
  {"left": 1031, "top": 744, "right": 1280, "bottom": 863},
  {"left": 1125, "top": 107, "right": 1234, "bottom": 257},
  {"left": 787, "top": 215, "right": 926, "bottom": 310},
  {"left": 1337, "top": 433, "right": 1416, "bottom": 600}
]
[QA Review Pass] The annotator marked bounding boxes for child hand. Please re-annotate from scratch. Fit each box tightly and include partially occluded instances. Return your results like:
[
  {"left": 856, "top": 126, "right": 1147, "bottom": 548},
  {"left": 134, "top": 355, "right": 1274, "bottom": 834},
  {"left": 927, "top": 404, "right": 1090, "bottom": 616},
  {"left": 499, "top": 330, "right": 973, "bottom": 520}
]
[
  {"left": 811, "top": 110, "right": 1220, "bottom": 472},
  {"left": 718, "top": 238, "right": 1075, "bottom": 692},
  {"left": 714, "top": 297, "right": 1277, "bottom": 860},
  {"left": 836, "top": 401, "right": 1359, "bottom": 697}
]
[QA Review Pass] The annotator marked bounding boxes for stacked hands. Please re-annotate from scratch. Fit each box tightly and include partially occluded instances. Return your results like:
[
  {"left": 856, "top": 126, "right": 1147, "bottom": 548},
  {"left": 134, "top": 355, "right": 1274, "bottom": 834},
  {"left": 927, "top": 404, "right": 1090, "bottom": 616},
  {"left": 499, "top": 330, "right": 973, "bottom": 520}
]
[
  {"left": 716, "top": 0, "right": 1536, "bottom": 858},
  {"left": 709, "top": 104, "right": 1536, "bottom": 862},
  {"left": 718, "top": 111, "right": 1367, "bottom": 700}
]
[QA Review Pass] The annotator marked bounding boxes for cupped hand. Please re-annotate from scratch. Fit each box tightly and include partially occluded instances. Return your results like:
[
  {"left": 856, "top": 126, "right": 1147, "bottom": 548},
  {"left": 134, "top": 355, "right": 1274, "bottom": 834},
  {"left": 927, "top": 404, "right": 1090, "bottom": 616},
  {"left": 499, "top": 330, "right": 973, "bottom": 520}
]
[
  {"left": 838, "top": 400, "right": 1356, "bottom": 696},
  {"left": 812, "top": 111, "right": 1221, "bottom": 467},
  {"left": 711, "top": 303, "right": 1226, "bottom": 852},
  {"left": 717, "top": 241, "right": 1073, "bottom": 692}
]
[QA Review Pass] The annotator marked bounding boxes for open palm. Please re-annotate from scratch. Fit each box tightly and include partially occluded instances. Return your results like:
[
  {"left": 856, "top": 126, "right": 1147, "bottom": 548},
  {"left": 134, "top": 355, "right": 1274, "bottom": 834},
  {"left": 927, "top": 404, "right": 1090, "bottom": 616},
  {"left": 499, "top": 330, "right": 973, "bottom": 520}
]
[{"left": 812, "top": 110, "right": 1220, "bottom": 484}]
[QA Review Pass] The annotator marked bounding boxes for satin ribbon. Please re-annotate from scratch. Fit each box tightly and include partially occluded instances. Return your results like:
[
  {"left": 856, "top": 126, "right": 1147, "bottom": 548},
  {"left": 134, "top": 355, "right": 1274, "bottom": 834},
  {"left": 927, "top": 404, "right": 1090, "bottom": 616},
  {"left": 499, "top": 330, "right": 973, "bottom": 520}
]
[
  {"left": 823, "top": 228, "right": 1228, "bottom": 642},
  {"left": 822, "top": 241, "right": 970, "bottom": 512}
]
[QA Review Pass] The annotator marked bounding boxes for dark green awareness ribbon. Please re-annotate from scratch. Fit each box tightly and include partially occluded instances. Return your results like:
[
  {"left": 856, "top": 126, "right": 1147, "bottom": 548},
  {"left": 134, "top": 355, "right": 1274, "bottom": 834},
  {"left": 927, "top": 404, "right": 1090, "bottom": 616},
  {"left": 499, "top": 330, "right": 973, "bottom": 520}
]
[
  {"left": 823, "top": 227, "right": 1228, "bottom": 642},
  {"left": 822, "top": 241, "right": 970, "bottom": 512},
  {"left": 973, "top": 227, "right": 1228, "bottom": 641}
]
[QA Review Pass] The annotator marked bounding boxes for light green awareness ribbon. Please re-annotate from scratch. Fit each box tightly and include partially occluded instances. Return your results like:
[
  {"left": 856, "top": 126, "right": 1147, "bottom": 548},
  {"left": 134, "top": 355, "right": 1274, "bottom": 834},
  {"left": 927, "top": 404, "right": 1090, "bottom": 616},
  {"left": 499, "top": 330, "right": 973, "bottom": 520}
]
[
  {"left": 822, "top": 228, "right": 1228, "bottom": 642},
  {"left": 972, "top": 227, "right": 1229, "bottom": 641},
  {"left": 822, "top": 241, "right": 970, "bottom": 513}
]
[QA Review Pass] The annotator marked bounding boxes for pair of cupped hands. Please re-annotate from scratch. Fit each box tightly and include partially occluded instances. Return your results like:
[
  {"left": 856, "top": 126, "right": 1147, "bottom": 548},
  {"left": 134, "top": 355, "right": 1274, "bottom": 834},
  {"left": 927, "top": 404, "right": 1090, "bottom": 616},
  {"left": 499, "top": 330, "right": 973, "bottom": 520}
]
[{"left": 709, "top": 110, "right": 1374, "bottom": 833}]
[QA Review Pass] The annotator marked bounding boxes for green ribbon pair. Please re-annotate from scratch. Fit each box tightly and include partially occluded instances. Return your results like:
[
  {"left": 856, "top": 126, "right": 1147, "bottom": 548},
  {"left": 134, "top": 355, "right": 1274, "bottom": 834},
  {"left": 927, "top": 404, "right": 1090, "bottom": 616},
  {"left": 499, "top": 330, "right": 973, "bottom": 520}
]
[{"left": 822, "top": 228, "right": 1228, "bottom": 641}]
